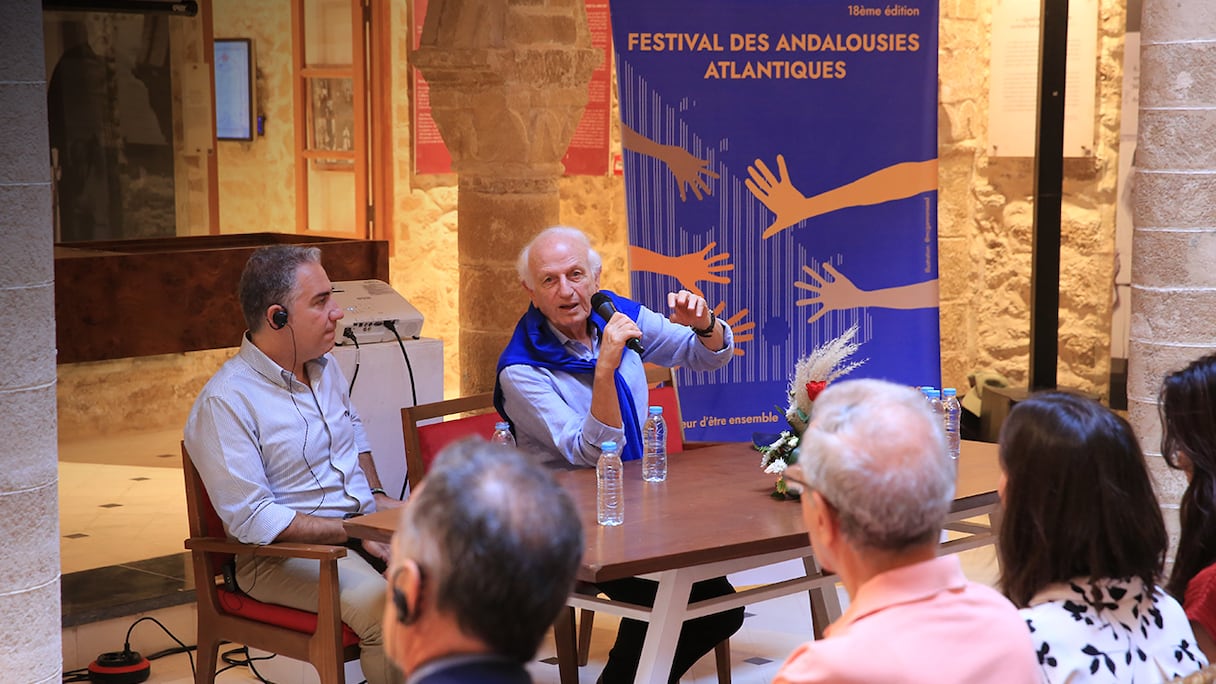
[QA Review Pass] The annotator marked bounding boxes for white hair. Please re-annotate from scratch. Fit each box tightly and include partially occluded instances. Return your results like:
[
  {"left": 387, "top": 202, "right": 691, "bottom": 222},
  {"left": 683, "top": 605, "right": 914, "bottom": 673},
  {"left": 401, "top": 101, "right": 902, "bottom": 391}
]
[
  {"left": 516, "top": 226, "right": 603, "bottom": 288},
  {"left": 797, "top": 378, "right": 954, "bottom": 551}
]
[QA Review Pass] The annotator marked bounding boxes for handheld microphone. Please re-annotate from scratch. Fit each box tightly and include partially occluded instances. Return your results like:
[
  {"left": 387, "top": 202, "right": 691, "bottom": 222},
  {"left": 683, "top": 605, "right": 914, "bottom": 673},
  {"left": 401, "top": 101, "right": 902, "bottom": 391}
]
[{"left": 591, "top": 292, "right": 645, "bottom": 355}]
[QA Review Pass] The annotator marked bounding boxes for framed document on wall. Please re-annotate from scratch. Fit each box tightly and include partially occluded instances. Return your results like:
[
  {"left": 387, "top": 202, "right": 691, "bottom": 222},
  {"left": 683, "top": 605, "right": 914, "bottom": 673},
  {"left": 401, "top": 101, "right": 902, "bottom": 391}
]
[{"left": 214, "top": 38, "right": 255, "bottom": 141}]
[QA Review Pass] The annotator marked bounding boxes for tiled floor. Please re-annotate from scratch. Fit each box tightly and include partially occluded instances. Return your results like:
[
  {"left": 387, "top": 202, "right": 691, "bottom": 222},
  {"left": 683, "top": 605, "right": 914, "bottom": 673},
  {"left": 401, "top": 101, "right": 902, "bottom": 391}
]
[{"left": 58, "top": 428, "right": 1001, "bottom": 682}]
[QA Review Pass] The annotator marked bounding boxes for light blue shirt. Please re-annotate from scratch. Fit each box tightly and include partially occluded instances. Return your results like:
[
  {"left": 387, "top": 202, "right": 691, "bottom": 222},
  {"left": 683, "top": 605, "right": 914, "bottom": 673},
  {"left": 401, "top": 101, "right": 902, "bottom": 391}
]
[
  {"left": 498, "top": 304, "right": 732, "bottom": 468},
  {"left": 184, "top": 336, "right": 375, "bottom": 545}
]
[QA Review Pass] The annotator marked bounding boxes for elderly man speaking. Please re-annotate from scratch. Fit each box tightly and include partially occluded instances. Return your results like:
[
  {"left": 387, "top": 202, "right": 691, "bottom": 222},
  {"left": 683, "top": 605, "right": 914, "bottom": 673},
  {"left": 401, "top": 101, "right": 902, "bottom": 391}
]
[{"left": 775, "top": 379, "right": 1039, "bottom": 684}]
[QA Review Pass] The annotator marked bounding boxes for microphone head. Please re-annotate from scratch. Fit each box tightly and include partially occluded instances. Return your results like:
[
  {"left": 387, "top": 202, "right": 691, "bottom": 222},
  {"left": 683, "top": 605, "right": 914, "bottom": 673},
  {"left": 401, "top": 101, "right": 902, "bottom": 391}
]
[{"left": 590, "top": 292, "right": 615, "bottom": 319}]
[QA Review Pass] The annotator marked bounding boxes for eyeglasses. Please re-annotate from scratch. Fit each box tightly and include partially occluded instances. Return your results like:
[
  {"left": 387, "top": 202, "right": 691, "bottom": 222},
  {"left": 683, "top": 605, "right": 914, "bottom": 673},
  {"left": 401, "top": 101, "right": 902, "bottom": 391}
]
[{"left": 782, "top": 465, "right": 840, "bottom": 513}]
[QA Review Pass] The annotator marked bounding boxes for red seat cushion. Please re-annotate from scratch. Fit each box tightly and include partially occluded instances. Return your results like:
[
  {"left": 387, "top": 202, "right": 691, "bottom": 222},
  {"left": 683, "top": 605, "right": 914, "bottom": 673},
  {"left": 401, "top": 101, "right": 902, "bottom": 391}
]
[
  {"left": 647, "top": 385, "right": 684, "bottom": 454},
  {"left": 417, "top": 413, "right": 501, "bottom": 474},
  {"left": 218, "top": 589, "right": 360, "bottom": 647}
]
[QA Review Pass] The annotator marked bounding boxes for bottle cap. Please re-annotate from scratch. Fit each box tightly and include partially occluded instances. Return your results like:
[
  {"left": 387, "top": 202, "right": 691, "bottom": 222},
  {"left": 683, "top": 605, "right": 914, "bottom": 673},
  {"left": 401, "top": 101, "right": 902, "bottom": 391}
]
[
  {"left": 495, "top": 421, "right": 510, "bottom": 430},
  {"left": 942, "top": 388, "right": 956, "bottom": 397},
  {"left": 927, "top": 388, "right": 940, "bottom": 398},
  {"left": 601, "top": 440, "right": 618, "bottom": 451},
  {"left": 649, "top": 406, "right": 663, "bottom": 414}
]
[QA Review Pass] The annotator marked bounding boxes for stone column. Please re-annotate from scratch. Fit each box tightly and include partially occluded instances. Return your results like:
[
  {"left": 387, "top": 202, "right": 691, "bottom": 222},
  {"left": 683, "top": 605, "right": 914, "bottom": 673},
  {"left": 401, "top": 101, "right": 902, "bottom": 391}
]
[
  {"left": 0, "top": 1, "right": 62, "bottom": 680},
  {"left": 413, "top": 0, "right": 599, "bottom": 394},
  {"left": 1131, "top": 3, "right": 1216, "bottom": 536}
]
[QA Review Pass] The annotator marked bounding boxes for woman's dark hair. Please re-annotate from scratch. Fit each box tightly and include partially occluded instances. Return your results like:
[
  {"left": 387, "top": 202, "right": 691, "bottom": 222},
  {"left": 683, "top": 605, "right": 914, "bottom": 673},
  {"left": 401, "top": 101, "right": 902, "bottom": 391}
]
[
  {"left": 998, "top": 391, "right": 1167, "bottom": 607},
  {"left": 1161, "top": 353, "right": 1216, "bottom": 600}
]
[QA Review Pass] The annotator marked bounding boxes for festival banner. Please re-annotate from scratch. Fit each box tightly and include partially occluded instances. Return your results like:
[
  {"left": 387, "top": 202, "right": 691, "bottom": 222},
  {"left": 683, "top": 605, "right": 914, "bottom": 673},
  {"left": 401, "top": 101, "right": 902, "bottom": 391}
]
[{"left": 613, "top": 0, "right": 942, "bottom": 443}]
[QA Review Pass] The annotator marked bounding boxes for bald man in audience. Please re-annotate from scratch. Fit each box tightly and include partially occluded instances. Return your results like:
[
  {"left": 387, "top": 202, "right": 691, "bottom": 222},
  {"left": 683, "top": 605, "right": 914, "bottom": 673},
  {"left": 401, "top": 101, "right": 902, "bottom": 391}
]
[
  {"left": 774, "top": 379, "right": 1039, "bottom": 684},
  {"left": 383, "top": 439, "right": 583, "bottom": 684}
]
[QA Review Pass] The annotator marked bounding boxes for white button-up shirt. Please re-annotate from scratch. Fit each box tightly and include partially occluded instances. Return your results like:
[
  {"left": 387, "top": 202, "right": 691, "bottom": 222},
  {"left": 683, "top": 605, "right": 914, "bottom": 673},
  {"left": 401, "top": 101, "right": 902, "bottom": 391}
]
[{"left": 184, "top": 336, "right": 375, "bottom": 545}]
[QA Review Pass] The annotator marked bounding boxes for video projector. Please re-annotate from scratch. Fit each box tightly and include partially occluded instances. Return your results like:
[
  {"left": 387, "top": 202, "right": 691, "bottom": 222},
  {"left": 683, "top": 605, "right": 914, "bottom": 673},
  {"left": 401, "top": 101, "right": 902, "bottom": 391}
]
[{"left": 331, "top": 279, "right": 424, "bottom": 344}]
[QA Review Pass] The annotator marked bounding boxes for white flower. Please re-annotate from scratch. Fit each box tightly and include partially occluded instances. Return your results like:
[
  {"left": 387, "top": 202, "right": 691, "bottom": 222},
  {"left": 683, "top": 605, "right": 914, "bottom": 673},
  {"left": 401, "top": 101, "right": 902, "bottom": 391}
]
[
  {"left": 765, "top": 459, "right": 788, "bottom": 474},
  {"left": 767, "top": 431, "right": 792, "bottom": 450}
]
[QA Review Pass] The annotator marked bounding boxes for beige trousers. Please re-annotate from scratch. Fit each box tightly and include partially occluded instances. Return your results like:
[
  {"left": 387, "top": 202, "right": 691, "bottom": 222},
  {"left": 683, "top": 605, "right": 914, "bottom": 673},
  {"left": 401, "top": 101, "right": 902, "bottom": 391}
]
[{"left": 236, "top": 550, "right": 403, "bottom": 684}]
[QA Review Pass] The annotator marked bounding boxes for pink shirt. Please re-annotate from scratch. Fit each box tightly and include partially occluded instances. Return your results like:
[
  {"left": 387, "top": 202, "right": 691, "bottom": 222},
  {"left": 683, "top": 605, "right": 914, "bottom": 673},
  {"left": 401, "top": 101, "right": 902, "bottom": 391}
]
[{"left": 773, "top": 555, "right": 1040, "bottom": 684}]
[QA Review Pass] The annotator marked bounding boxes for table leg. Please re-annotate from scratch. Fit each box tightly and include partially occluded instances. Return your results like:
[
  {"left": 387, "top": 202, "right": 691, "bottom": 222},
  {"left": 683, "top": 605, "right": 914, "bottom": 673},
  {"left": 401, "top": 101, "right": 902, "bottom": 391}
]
[
  {"left": 553, "top": 605, "right": 579, "bottom": 684},
  {"left": 802, "top": 556, "right": 841, "bottom": 640},
  {"left": 636, "top": 569, "right": 694, "bottom": 684}
]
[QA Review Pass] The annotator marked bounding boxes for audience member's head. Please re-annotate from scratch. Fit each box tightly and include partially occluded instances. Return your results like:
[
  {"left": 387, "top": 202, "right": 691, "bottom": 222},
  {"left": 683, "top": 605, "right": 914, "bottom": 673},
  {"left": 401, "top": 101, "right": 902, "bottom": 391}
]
[
  {"left": 237, "top": 244, "right": 322, "bottom": 333},
  {"left": 384, "top": 438, "right": 584, "bottom": 673},
  {"left": 1161, "top": 353, "right": 1216, "bottom": 598},
  {"left": 786, "top": 379, "right": 954, "bottom": 586},
  {"left": 997, "top": 391, "right": 1166, "bottom": 607}
]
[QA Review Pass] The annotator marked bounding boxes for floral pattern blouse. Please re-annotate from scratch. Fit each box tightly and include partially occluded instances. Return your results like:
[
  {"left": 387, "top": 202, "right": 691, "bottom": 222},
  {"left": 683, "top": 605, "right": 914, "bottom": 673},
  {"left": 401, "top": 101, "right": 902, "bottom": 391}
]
[{"left": 1021, "top": 577, "right": 1207, "bottom": 683}]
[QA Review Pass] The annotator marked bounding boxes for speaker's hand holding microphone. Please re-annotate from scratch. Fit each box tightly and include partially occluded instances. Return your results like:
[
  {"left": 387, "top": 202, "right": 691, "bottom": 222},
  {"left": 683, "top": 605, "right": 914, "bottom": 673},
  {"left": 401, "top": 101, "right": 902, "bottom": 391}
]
[{"left": 591, "top": 292, "right": 645, "bottom": 363}]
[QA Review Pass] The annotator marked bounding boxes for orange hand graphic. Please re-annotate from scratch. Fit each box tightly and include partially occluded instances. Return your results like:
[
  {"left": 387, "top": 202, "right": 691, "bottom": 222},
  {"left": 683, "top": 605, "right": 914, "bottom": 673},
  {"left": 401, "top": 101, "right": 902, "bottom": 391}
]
[
  {"left": 630, "top": 243, "right": 733, "bottom": 298},
  {"left": 746, "top": 155, "right": 939, "bottom": 239},
  {"left": 715, "top": 302, "right": 754, "bottom": 357},
  {"left": 795, "top": 262, "right": 939, "bottom": 324},
  {"left": 746, "top": 154, "right": 809, "bottom": 238},
  {"left": 794, "top": 263, "right": 866, "bottom": 325},
  {"left": 664, "top": 146, "right": 720, "bottom": 202}
]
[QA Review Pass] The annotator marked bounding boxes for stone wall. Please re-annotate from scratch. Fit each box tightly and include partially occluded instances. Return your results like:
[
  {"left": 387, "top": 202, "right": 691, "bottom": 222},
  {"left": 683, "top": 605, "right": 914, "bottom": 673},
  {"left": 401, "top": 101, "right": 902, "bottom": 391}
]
[{"left": 57, "top": 0, "right": 1127, "bottom": 439}]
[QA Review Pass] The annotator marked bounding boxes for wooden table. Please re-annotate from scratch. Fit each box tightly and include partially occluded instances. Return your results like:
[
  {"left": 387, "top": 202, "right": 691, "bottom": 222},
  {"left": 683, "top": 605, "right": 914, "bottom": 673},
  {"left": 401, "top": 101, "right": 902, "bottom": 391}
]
[{"left": 345, "top": 439, "right": 1002, "bottom": 684}]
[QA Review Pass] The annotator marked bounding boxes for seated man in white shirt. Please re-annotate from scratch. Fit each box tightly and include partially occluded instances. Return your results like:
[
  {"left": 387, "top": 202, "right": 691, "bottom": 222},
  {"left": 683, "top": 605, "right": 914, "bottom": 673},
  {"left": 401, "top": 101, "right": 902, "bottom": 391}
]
[{"left": 184, "top": 245, "right": 402, "bottom": 684}]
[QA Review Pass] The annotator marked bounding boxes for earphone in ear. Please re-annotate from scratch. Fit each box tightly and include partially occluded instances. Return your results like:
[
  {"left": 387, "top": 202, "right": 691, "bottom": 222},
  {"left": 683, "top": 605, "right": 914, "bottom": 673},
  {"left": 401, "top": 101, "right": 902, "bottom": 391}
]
[
  {"left": 392, "top": 586, "right": 415, "bottom": 625},
  {"left": 270, "top": 306, "right": 289, "bottom": 330}
]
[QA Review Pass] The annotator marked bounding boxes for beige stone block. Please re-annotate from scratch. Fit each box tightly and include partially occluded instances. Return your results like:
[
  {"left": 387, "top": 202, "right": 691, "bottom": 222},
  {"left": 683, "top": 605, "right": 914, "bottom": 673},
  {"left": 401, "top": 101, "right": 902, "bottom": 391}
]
[
  {"left": 1137, "top": 109, "right": 1216, "bottom": 170},
  {"left": 461, "top": 330, "right": 510, "bottom": 394},
  {"left": 460, "top": 263, "right": 528, "bottom": 329},
  {"left": 0, "top": 382, "right": 57, "bottom": 492},
  {"left": 0, "top": 82, "right": 52, "bottom": 185},
  {"left": 937, "top": 239, "right": 971, "bottom": 302},
  {"left": 507, "top": 10, "right": 577, "bottom": 46},
  {"left": 1130, "top": 287, "right": 1216, "bottom": 346},
  {"left": 0, "top": 574, "right": 60, "bottom": 682},
  {"left": 1126, "top": 340, "right": 1214, "bottom": 403},
  {"left": 1140, "top": 1, "right": 1216, "bottom": 44},
  {"left": 1134, "top": 171, "right": 1216, "bottom": 228},
  {"left": 0, "top": 2, "right": 44, "bottom": 83},
  {"left": 1146, "top": 452, "right": 1188, "bottom": 508},
  {"left": 0, "top": 284, "right": 55, "bottom": 392},
  {"left": 1132, "top": 228, "right": 1216, "bottom": 289},
  {"left": 0, "top": 184, "right": 53, "bottom": 287},
  {"left": 0, "top": 486, "right": 58, "bottom": 591},
  {"left": 1139, "top": 43, "right": 1216, "bottom": 109}
]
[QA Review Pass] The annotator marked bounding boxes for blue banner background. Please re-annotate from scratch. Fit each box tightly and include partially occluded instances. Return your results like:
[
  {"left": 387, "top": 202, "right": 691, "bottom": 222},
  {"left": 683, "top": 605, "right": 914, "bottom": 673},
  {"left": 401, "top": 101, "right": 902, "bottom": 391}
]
[{"left": 613, "top": 1, "right": 942, "bottom": 443}]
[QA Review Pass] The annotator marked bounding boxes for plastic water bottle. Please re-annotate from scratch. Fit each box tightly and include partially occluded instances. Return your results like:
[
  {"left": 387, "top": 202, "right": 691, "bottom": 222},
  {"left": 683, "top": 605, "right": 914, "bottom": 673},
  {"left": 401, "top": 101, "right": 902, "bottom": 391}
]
[
  {"left": 490, "top": 421, "right": 516, "bottom": 448},
  {"left": 926, "top": 387, "right": 945, "bottom": 425},
  {"left": 597, "top": 440, "right": 624, "bottom": 526},
  {"left": 942, "top": 388, "right": 961, "bottom": 461},
  {"left": 642, "top": 406, "right": 668, "bottom": 482}
]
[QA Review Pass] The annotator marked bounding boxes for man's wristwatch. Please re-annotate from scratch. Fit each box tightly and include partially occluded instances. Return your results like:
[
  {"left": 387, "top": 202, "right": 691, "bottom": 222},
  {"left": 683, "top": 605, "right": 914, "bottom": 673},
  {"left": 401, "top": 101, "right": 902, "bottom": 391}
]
[
  {"left": 369, "top": 487, "right": 388, "bottom": 497},
  {"left": 691, "top": 310, "right": 717, "bottom": 337}
]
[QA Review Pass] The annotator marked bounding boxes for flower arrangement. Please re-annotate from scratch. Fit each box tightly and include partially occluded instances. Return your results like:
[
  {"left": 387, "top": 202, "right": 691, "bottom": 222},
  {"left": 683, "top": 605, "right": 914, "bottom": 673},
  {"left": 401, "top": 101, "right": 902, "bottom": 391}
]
[{"left": 756, "top": 325, "right": 867, "bottom": 499}]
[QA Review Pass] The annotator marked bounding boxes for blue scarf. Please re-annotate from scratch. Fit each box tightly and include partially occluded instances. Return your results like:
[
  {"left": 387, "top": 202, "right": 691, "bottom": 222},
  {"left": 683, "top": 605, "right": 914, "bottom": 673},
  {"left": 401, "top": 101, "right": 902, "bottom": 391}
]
[{"left": 494, "top": 290, "right": 644, "bottom": 461}]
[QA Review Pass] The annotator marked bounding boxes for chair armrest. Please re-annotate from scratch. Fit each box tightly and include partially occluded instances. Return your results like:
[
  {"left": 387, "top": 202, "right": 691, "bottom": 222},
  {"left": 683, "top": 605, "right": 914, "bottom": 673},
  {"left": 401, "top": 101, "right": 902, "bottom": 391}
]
[{"left": 186, "top": 537, "right": 349, "bottom": 561}]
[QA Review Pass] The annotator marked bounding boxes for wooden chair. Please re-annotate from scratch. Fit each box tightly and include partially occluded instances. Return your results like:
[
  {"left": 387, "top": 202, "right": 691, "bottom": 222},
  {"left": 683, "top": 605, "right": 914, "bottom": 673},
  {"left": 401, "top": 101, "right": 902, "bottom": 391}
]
[
  {"left": 400, "top": 391, "right": 499, "bottom": 491},
  {"left": 182, "top": 443, "right": 360, "bottom": 684}
]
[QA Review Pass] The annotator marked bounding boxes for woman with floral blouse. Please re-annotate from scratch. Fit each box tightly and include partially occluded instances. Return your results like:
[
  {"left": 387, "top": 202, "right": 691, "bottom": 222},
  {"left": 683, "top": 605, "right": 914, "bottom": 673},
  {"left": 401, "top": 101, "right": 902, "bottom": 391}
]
[{"left": 998, "top": 391, "right": 1206, "bottom": 682}]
